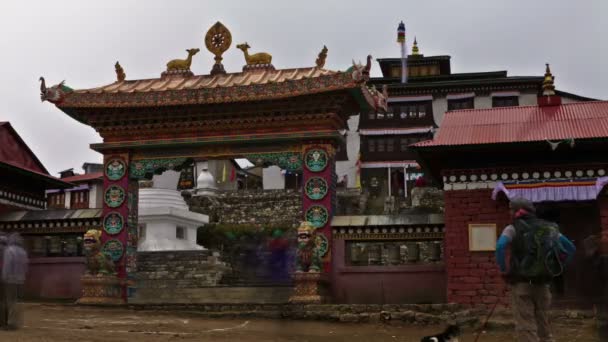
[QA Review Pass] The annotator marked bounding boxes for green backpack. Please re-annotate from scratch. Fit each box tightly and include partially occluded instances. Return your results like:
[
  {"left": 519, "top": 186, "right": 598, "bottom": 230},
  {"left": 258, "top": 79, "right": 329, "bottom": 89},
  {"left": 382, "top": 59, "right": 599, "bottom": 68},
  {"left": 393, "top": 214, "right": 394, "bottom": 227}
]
[{"left": 514, "top": 221, "right": 565, "bottom": 280}]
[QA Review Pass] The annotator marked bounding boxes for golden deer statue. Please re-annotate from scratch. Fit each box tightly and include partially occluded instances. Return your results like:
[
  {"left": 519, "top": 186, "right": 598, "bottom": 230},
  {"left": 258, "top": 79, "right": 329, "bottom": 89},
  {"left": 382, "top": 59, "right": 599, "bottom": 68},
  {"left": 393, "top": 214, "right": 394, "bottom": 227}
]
[
  {"left": 236, "top": 43, "right": 272, "bottom": 65},
  {"left": 166, "top": 48, "right": 200, "bottom": 72}
]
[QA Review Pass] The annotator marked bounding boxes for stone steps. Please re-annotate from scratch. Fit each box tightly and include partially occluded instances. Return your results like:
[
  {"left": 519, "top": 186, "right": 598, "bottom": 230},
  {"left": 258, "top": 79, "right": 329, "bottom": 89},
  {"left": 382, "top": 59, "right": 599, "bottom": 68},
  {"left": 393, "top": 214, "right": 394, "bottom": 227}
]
[{"left": 129, "top": 286, "right": 294, "bottom": 304}]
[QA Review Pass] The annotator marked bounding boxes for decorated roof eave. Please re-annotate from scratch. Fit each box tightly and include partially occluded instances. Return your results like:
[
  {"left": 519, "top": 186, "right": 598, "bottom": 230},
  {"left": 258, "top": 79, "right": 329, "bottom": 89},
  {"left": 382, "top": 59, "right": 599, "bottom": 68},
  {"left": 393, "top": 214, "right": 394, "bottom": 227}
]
[
  {"left": 90, "top": 130, "right": 346, "bottom": 153},
  {"left": 52, "top": 70, "right": 383, "bottom": 110}
]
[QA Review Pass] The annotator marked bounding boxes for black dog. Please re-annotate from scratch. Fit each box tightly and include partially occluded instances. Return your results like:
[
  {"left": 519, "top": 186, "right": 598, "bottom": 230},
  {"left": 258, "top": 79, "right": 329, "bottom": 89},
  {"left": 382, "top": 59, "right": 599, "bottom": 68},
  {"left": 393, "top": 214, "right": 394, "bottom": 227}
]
[{"left": 420, "top": 324, "right": 460, "bottom": 342}]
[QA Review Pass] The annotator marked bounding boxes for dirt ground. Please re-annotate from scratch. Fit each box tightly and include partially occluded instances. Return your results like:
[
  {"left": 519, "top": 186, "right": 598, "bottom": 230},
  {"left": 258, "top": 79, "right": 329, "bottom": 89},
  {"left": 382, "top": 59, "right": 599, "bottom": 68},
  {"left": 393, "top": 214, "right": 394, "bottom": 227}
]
[{"left": 1, "top": 303, "right": 600, "bottom": 342}]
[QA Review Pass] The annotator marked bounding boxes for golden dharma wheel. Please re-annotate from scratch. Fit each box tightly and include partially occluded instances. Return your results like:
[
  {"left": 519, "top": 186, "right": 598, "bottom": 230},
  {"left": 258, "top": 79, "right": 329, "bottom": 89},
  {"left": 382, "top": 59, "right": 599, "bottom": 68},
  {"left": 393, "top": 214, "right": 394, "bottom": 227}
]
[{"left": 205, "top": 21, "right": 232, "bottom": 63}]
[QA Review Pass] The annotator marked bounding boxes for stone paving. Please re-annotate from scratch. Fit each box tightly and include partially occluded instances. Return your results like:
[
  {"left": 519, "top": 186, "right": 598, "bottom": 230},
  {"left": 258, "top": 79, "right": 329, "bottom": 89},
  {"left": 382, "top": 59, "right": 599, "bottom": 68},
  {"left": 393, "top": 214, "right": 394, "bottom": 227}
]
[{"left": 3, "top": 303, "right": 601, "bottom": 341}]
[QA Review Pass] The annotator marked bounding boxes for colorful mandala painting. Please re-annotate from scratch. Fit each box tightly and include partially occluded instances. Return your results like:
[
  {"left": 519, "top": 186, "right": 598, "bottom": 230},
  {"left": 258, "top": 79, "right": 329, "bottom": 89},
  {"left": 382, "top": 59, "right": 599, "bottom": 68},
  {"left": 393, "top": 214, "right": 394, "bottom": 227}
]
[
  {"left": 315, "top": 234, "right": 329, "bottom": 257},
  {"left": 305, "top": 149, "right": 328, "bottom": 172},
  {"left": 305, "top": 205, "right": 329, "bottom": 228},
  {"left": 105, "top": 158, "right": 126, "bottom": 181},
  {"left": 102, "top": 239, "right": 124, "bottom": 262},
  {"left": 104, "top": 185, "right": 125, "bottom": 208},
  {"left": 103, "top": 212, "right": 124, "bottom": 235},
  {"left": 305, "top": 177, "right": 328, "bottom": 200}
]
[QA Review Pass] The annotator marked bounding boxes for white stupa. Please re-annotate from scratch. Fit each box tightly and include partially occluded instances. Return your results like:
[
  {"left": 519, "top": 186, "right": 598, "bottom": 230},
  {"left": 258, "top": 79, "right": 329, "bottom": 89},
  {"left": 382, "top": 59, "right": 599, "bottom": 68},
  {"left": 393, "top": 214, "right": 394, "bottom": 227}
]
[
  {"left": 138, "top": 172, "right": 208, "bottom": 251},
  {"left": 194, "top": 166, "right": 218, "bottom": 197}
]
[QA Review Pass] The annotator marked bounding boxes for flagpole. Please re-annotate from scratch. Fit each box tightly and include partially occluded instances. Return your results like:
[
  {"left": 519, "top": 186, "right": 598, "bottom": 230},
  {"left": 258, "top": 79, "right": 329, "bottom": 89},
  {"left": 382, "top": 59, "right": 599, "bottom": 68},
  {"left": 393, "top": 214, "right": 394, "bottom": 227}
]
[{"left": 397, "top": 21, "right": 407, "bottom": 84}]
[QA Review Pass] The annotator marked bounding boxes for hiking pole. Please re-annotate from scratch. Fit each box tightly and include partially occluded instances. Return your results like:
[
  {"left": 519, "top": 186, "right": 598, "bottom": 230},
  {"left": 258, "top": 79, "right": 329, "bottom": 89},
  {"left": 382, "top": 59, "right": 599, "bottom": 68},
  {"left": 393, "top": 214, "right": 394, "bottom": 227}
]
[{"left": 473, "top": 297, "right": 500, "bottom": 342}]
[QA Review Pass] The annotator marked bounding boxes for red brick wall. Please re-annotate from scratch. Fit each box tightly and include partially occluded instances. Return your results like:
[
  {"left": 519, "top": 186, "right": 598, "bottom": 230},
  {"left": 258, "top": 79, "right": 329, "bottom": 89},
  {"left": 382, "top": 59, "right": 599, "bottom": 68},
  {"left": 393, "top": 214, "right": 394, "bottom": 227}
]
[{"left": 444, "top": 189, "right": 511, "bottom": 307}]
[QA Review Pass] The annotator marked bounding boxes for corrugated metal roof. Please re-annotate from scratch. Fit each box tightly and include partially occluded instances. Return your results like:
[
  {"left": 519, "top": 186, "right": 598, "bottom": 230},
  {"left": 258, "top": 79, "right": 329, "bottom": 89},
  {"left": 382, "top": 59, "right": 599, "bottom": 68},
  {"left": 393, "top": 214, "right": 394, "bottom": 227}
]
[
  {"left": 60, "top": 172, "right": 103, "bottom": 183},
  {"left": 0, "top": 208, "right": 102, "bottom": 222},
  {"left": 415, "top": 101, "right": 608, "bottom": 147}
]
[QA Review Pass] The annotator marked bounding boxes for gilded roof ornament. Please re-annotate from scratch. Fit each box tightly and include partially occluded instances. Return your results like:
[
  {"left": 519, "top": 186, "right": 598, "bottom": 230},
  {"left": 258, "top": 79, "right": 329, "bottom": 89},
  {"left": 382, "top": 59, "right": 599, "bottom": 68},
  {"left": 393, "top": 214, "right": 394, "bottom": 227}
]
[
  {"left": 115, "top": 61, "right": 126, "bottom": 82},
  {"left": 165, "top": 48, "right": 199, "bottom": 74},
  {"left": 237, "top": 42, "right": 273, "bottom": 71},
  {"left": 315, "top": 45, "right": 328, "bottom": 68},
  {"left": 411, "top": 37, "right": 420, "bottom": 56},
  {"left": 542, "top": 63, "right": 556, "bottom": 96},
  {"left": 205, "top": 22, "right": 232, "bottom": 75}
]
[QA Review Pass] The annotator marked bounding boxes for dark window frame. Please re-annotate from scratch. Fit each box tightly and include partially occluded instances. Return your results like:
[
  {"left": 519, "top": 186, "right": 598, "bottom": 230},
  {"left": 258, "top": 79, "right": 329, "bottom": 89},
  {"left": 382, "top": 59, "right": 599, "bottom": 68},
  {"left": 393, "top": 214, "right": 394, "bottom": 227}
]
[
  {"left": 492, "top": 96, "right": 519, "bottom": 108},
  {"left": 448, "top": 97, "right": 474, "bottom": 111}
]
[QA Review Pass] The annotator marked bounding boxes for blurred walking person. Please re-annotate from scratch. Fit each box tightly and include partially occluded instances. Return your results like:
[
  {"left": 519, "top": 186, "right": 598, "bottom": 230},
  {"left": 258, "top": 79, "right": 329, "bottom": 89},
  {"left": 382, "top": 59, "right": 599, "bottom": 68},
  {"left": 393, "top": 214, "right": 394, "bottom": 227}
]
[{"left": 3, "top": 233, "right": 28, "bottom": 330}]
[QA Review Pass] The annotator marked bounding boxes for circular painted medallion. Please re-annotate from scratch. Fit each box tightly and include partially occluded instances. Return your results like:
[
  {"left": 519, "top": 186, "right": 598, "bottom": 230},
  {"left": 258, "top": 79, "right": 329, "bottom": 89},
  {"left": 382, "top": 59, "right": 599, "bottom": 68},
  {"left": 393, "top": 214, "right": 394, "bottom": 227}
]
[
  {"left": 103, "top": 212, "right": 124, "bottom": 235},
  {"left": 102, "top": 239, "right": 124, "bottom": 262},
  {"left": 304, "top": 149, "right": 328, "bottom": 172},
  {"left": 305, "top": 177, "right": 328, "bottom": 200},
  {"left": 104, "top": 185, "right": 125, "bottom": 208},
  {"left": 105, "top": 158, "right": 126, "bottom": 181},
  {"left": 315, "top": 234, "right": 329, "bottom": 257},
  {"left": 305, "top": 205, "right": 329, "bottom": 228}
]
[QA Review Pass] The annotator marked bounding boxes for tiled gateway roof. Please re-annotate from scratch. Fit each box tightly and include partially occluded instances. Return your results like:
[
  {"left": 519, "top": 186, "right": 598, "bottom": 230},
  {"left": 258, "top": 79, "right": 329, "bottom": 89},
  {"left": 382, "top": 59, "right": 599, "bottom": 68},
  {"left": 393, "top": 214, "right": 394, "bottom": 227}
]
[
  {"left": 414, "top": 101, "right": 608, "bottom": 147},
  {"left": 57, "top": 67, "right": 385, "bottom": 109}
]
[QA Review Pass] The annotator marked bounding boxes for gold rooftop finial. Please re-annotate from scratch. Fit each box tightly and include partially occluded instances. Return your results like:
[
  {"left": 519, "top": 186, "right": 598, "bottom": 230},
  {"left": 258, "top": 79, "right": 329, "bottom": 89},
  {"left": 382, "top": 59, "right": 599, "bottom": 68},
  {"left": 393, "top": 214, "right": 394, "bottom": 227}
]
[
  {"left": 115, "top": 61, "right": 126, "bottom": 82},
  {"left": 316, "top": 45, "right": 328, "bottom": 68},
  {"left": 205, "top": 21, "right": 232, "bottom": 75},
  {"left": 542, "top": 63, "right": 556, "bottom": 96},
  {"left": 411, "top": 37, "right": 420, "bottom": 56}
]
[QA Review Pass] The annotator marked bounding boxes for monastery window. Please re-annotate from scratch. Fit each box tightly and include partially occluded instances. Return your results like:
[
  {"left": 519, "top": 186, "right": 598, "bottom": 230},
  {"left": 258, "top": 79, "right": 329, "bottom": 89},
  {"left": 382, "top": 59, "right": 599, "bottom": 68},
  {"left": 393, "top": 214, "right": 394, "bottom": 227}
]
[
  {"left": 70, "top": 190, "right": 89, "bottom": 209},
  {"left": 345, "top": 239, "right": 443, "bottom": 266},
  {"left": 386, "top": 138, "right": 394, "bottom": 152},
  {"left": 448, "top": 97, "right": 474, "bottom": 111},
  {"left": 399, "top": 106, "right": 408, "bottom": 119},
  {"left": 377, "top": 139, "right": 385, "bottom": 152},
  {"left": 400, "top": 138, "right": 409, "bottom": 151},
  {"left": 418, "top": 105, "right": 427, "bottom": 118},
  {"left": 368, "top": 139, "right": 376, "bottom": 152},
  {"left": 386, "top": 111, "right": 394, "bottom": 119},
  {"left": 492, "top": 96, "right": 519, "bottom": 108},
  {"left": 390, "top": 66, "right": 401, "bottom": 78},
  {"left": 176, "top": 226, "right": 186, "bottom": 240},
  {"left": 376, "top": 112, "right": 385, "bottom": 119},
  {"left": 368, "top": 112, "right": 376, "bottom": 120},
  {"left": 429, "top": 65, "right": 440, "bottom": 76}
]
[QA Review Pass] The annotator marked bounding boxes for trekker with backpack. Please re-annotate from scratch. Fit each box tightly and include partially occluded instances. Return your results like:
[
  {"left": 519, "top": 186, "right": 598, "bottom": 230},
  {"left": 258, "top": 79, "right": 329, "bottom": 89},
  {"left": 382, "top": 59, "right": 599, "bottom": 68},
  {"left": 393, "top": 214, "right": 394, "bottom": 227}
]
[{"left": 495, "top": 197, "right": 576, "bottom": 342}]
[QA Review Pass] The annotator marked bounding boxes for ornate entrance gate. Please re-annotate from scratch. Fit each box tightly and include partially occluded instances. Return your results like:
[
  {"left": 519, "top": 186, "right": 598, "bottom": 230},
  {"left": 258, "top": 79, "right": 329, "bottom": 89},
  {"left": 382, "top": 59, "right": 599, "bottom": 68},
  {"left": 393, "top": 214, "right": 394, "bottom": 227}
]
[{"left": 42, "top": 22, "right": 386, "bottom": 302}]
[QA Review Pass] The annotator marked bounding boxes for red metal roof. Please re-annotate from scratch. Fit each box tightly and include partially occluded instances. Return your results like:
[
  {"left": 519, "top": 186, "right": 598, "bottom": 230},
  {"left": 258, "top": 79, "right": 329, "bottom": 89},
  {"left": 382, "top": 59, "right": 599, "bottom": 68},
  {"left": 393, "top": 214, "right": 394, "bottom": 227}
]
[
  {"left": 61, "top": 172, "right": 103, "bottom": 183},
  {"left": 415, "top": 101, "right": 608, "bottom": 147}
]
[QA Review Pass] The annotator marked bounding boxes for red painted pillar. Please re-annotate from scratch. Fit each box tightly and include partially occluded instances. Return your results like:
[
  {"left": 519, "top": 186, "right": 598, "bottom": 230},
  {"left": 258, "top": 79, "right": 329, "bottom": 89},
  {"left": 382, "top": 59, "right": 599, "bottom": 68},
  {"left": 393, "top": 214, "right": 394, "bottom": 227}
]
[
  {"left": 101, "top": 153, "right": 132, "bottom": 301},
  {"left": 301, "top": 144, "right": 336, "bottom": 273}
]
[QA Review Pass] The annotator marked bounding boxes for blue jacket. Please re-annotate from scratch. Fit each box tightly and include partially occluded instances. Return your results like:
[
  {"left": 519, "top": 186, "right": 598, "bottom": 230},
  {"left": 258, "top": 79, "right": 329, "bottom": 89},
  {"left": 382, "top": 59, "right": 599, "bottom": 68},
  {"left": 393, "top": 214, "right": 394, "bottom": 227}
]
[{"left": 496, "top": 229, "right": 576, "bottom": 273}]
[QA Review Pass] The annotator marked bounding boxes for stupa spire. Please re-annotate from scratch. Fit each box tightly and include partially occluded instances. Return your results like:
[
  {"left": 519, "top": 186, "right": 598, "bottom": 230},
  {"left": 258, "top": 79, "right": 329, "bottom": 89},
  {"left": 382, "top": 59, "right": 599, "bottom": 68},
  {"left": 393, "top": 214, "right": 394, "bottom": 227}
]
[
  {"left": 411, "top": 37, "right": 420, "bottom": 56},
  {"left": 542, "top": 63, "right": 556, "bottom": 96}
]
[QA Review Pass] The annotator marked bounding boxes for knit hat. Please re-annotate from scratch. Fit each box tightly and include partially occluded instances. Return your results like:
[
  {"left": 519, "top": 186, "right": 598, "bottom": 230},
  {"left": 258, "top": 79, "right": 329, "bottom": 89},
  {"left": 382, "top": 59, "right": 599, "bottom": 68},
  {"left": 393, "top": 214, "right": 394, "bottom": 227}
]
[{"left": 509, "top": 197, "right": 536, "bottom": 214}]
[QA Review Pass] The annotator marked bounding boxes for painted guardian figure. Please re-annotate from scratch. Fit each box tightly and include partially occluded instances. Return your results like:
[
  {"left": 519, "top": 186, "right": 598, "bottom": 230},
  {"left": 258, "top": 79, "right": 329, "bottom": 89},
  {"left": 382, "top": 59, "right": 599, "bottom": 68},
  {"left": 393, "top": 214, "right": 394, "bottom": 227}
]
[{"left": 295, "top": 221, "right": 322, "bottom": 273}]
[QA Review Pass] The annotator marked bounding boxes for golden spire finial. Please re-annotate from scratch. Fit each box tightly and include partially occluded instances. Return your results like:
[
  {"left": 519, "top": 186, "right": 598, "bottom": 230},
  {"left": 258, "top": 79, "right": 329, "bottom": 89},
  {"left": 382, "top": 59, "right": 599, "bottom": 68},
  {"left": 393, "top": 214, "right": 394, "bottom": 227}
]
[
  {"left": 411, "top": 36, "right": 420, "bottom": 56},
  {"left": 542, "top": 63, "right": 556, "bottom": 96}
]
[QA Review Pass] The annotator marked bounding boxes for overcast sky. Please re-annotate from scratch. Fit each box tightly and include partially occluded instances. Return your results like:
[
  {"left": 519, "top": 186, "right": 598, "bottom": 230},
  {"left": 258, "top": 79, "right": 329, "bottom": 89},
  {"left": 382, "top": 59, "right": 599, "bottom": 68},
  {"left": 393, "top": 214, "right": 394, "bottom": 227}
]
[{"left": 1, "top": 0, "right": 606, "bottom": 176}]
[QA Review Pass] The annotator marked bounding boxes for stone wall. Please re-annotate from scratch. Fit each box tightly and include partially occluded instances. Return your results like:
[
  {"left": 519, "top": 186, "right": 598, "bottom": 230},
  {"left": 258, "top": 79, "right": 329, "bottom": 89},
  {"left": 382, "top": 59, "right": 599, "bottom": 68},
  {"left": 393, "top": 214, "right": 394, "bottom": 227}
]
[
  {"left": 188, "top": 189, "right": 302, "bottom": 226},
  {"left": 136, "top": 250, "right": 229, "bottom": 289},
  {"left": 444, "top": 189, "right": 511, "bottom": 307}
]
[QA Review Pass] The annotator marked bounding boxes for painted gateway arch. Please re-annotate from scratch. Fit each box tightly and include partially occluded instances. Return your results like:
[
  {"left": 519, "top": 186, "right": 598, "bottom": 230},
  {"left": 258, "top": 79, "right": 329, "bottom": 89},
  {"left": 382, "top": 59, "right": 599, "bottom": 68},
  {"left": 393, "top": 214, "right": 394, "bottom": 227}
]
[{"left": 41, "top": 22, "right": 386, "bottom": 303}]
